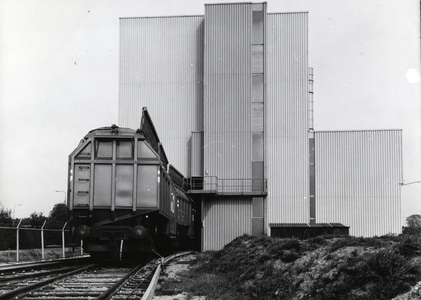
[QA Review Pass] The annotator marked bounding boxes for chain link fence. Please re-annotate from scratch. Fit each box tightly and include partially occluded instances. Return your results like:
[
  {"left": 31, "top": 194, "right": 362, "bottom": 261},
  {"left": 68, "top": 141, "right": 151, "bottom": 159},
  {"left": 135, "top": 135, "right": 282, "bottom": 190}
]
[{"left": 0, "top": 219, "right": 83, "bottom": 262}]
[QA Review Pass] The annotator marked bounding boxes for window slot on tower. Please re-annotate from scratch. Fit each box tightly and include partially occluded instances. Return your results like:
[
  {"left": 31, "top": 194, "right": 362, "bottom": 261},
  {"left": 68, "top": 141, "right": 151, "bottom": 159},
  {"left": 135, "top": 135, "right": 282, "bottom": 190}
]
[
  {"left": 252, "top": 8, "right": 264, "bottom": 45},
  {"left": 251, "top": 3, "right": 265, "bottom": 167},
  {"left": 252, "top": 103, "right": 264, "bottom": 133},
  {"left": 252, "top": 45, "right": 264, "bottom": 73},
  {"left": 252, "top": 133, "right": 264, "bottom": 162},
  {"left": 252, "top": 74, "right": 264, "bottom": 102}
]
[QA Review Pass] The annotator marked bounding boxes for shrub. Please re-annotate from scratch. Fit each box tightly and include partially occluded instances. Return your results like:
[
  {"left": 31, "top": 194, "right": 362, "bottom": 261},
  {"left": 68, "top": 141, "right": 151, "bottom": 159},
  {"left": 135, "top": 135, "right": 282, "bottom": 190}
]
[
  {"left": 267, "top": 238, "right": 303, "bottom": 262},
  {"left": 395, "top": 235, "right": 421, "bottom": 258},
  {"left": 329, "top": 238, "right": 350, "bottom": 252},
  {"left": 320, "top": 250, "right": 421, "bottom": 299},
  {"left": 184, "top": 235, "right": 421, "bottom": 300},
  {"left": 307, "top": 236, "right": 327, "bottom": 247},
  {"left": 253, "top": 273, "right": 296, "bottom": 300},
  {"left": 402, "top": 226, "right": 421, "bottom": 236},
  {"left": 328, "top": 236, "right": 392, "bottom": 253}
]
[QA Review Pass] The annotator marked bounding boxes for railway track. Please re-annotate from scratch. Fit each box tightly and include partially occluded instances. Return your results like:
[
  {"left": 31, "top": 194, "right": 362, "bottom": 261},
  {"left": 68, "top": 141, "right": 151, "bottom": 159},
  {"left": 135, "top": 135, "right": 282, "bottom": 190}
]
[
  {"left": 0, "top": 263, "right": 96, "bottom": 299},
  {"left": 0, "top": 256, "right": 92, "bottom": 275},
  {"left": 100, "top": 261, "right": 158, "bottom": 300},
  {"left": 0, "top": 252, "right": 192, "bottom": 300},
  {"left": 0, "top": 265, "right": 87, "bottom": 288}
]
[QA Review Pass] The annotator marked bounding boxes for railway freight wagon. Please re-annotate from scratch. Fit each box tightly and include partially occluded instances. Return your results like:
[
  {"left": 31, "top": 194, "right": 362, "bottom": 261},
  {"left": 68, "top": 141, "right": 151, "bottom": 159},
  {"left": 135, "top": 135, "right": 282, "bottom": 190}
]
[{"left": 67, "top": 108, "right": 197, "bottom": 259}]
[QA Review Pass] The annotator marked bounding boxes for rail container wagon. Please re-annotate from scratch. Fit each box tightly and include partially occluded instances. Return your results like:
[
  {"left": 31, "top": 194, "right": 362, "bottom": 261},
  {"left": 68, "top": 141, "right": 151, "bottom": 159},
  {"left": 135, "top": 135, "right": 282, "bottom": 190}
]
[{"left": 67, "top": 108, "right": 197, "bottom": 259}]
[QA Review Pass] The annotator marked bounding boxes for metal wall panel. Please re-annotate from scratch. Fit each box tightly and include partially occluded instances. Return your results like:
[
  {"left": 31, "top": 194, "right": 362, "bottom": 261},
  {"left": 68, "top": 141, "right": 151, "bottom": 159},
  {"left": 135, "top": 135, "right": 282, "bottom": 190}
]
[
  {"left": 119, "top": 16, "right": 204, "bottom": 176},
  {"left": 315, "top": 130, "right": 403, "bottom": 236},
  {"left": 204, "top": 3, "right": 253, "bottom": 180},
  {"left": 266, "top": 13, "right": 309, "bottom": 224},
  {"left": 202, "top": 197, "right": 252, "bottom": 251}
]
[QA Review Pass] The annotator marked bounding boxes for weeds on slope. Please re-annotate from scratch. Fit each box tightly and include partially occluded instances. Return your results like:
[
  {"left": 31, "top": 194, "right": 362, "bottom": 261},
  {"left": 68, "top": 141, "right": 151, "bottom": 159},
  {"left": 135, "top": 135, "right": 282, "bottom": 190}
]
[{"left": 182, "top": 234, "right": 421, "bottom": 300}]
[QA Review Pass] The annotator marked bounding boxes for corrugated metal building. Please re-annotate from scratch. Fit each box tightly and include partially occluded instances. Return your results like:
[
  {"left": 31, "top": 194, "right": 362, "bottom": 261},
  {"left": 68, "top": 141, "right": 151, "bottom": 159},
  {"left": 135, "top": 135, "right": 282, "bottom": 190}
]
[
  {"left": 315, "top": 130, "right": 402, "bottom": 237},
  {"left": 119, "top": 2, "right": 402, "bottom": 251},
  {"left": 119, "top": 16, "right": 204, "bottom": 176},
  {"left": 266, "top": 12, "right": 310, "bottom": 226}
]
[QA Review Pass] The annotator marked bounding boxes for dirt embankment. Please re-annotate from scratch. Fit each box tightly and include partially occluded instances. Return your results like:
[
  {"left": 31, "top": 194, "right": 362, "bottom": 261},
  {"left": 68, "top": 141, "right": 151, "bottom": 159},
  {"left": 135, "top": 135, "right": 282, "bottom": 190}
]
[{"left": 156, "top": 235, "right": 421, "bottom": 300}]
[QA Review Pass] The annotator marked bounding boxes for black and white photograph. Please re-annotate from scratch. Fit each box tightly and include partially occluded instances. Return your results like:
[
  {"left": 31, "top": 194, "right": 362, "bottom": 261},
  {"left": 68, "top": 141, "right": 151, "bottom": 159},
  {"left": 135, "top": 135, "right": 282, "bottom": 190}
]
[{"left": 0, "top": 1, "right": 420, "bottom": 299}]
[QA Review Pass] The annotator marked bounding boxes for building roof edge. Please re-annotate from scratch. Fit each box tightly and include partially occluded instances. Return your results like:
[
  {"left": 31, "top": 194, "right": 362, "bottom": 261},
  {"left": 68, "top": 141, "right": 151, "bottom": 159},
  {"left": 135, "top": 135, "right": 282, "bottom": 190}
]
[
  {"left": 314, "top": 129, "right": 403, "bottom": 133},
  {"left": 268, "top": 11, "right": 309, "bottom": 14},
  {"left": 120, "top": 15, "right": 204, "bottom": 20}
]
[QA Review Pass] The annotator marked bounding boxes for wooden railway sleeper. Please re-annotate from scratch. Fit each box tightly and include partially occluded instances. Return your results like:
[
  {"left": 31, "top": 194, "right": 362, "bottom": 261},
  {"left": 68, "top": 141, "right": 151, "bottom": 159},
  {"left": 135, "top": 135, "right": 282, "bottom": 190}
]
[
  {"left": 0, "top": 264, "right": 97, "bottom": 300},
  {"left": 110, "top": 266, "right": 157, "bottom": 300},
  {"left": 95, "top": 261, "right": 151, "bottom": 300}
]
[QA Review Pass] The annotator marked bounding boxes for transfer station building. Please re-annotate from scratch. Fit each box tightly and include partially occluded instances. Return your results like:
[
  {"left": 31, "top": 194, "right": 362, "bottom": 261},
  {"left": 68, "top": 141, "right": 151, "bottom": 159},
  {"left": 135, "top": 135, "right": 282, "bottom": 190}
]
[{"left": 118, "top": 2, "right": 402, "bottom": 250}]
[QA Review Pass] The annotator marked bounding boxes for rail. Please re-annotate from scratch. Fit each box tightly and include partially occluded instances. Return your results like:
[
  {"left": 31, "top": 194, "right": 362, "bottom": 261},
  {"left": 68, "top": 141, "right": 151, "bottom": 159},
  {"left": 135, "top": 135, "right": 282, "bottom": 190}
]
[
  {"left": 0, "top": 256, "right": 91, "bottom": 273},
  {"left": 96, "top": 261, "right": 148, "bottom": 300},
  {"left": 0, "top": 252, "right": 193, "bottom": 300},
  {"left": 0, "top": 263, "right": 96, "bottom": 300},
  {"left": 188, "top": 176, "right": 267, "bottom": 194},
  {"left": 142, "top": 251, "right": 194, "bottom": 300}
]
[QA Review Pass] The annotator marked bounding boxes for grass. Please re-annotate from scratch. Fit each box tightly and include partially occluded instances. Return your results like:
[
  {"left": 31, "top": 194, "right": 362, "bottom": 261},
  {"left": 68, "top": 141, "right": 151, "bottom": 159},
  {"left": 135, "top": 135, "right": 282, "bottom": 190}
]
[
  {"left": 0, "top": 247, "right": 83, "bottom": 263},
  {"left": 176, "top": 234, "right": 421, "bottom": 300}
]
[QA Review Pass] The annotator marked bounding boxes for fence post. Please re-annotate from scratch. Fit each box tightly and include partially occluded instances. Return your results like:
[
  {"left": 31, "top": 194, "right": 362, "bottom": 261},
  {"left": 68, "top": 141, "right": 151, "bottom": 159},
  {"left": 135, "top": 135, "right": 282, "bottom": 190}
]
[
  {"left": 80, "top": 239, "right": 83, "bottom": 256},
  {"left": 16, "top": 219, "right": 22, "bottom": 262},
  {"left": 62, "top": 222, "right": 67, "bottom": 258},
  {"left": 41, "top": 220, "right": 47, "bottom": 260}
]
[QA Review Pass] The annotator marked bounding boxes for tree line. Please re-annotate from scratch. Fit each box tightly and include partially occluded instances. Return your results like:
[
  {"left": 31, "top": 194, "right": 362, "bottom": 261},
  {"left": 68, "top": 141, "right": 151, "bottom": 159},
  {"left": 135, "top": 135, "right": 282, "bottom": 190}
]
[{"left": 0, "top": 202, "right": 71, "bottom": 250}]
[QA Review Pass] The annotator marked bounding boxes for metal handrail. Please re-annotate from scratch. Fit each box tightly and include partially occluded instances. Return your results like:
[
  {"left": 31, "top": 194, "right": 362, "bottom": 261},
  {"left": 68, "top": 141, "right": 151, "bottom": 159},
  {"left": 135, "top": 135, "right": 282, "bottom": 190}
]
[{"left": 188, "top": 176, "right": 267, "bottom": 193}]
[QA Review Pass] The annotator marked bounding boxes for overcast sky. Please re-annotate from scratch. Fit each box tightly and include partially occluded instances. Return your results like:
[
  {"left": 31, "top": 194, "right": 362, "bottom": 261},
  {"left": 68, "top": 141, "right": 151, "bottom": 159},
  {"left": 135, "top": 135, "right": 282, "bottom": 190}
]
[{"left": 0, "top": 0, "right": 420, "bottom": 226}]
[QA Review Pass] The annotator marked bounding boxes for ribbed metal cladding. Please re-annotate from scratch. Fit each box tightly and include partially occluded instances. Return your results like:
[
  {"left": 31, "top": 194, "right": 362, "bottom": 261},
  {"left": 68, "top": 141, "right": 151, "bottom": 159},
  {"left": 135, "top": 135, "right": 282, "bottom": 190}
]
[
  {"left": 266, "top": 13, "right": 309, "bottom": 224},
  {"left": 315, "top": 130, "right": 403, "bottom": 236},
  {"left": 202, "top": 197, "right": 252, "bottom": 251},
  {"left": 119, "top": 16, "right": 204, "bottom": 176},
  {"left": 203, "top": 3, "right": 253, "bottom": 180},
  {"left": 191, "top": 131, "right": 204, "bottom": 176}
]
